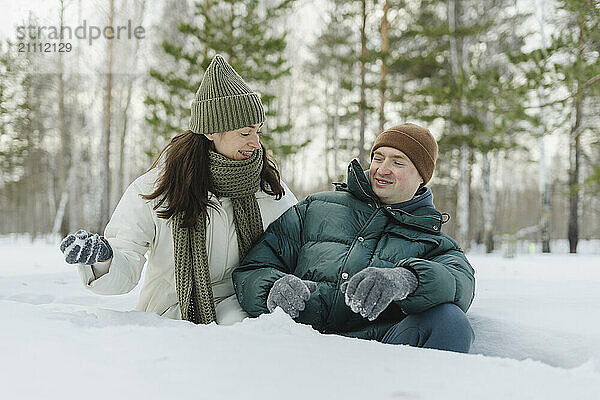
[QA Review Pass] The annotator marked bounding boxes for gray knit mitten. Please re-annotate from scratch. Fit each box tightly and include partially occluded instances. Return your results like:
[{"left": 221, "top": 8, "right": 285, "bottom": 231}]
[
  {"left": 60, "top": 229, "right": 113, "bottom": 265},
  {"left": 341, "top": 267, "right": 418, "bottom": 321},
  {"left": 267, "top": 274, "right": 317, "bottom": 318}
]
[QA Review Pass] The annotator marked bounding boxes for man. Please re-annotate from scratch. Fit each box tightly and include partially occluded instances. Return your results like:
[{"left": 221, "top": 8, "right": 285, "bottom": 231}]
[{"left": 233, "top": 123, "right": 475, "bottom": 353}]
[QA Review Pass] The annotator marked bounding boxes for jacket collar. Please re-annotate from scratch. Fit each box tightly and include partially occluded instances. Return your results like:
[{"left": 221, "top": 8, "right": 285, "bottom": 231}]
[
  {"left": 336, "top": 159, "right": 380, "bottom": 204},
  {"left": 382, "top": 181, "right": 435, "bottom": 213},
  {"left": 334, "top": 159, "right": 443, "bottom": 234}
]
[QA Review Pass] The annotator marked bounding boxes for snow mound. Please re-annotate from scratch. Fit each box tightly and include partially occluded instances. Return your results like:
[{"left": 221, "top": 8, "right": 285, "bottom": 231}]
[
  {"left": 469, "top": 312, "right": 597, "bottom": 368},
  {"left": 1, "top": 238, "right": 599, "bottom": 399}
]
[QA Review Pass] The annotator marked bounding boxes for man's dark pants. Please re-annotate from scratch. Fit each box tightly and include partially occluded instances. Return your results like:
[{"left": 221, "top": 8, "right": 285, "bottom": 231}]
[{"left": 381, "top": 303, "right": 474, "bottom": 353}]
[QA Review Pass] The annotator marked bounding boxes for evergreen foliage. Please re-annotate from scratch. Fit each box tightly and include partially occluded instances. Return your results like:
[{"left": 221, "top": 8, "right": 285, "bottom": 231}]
[
  {"left": 144, "top": 0, "right": 298, "bottom": 157},
  {"left": 387, "top": 0, "right": 533, "bottom": 153}
]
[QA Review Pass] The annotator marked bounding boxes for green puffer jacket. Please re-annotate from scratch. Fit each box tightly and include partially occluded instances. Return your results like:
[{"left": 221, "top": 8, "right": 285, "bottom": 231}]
[{"left": 233, "top": 160, "right": 475, "bottom": 341}]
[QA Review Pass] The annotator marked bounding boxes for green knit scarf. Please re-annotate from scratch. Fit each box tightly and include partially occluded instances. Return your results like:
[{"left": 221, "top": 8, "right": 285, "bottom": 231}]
[{"left": 172, "top": 148, "right": 264, "bottom": 324}]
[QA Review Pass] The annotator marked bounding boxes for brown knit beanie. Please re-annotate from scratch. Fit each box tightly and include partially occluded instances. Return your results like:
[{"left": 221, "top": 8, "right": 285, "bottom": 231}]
[{"left": 370, "top": 123, "right": 438, "bottom": 185}]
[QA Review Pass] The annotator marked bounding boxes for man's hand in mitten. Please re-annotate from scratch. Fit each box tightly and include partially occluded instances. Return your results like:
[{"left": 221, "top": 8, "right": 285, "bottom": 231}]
[
  {"left": 341, "top": 267, "right": 417, "bottom": 321},
  {"left": 267, "top": 274, "right": 317, "bottom": 318},
  {"left": 60, "top": 229, "right": 113, "bottom": 265}
]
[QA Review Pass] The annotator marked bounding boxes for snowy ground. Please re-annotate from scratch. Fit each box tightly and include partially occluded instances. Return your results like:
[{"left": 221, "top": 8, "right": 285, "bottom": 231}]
[{"left": 1, "top": 236, "right": 599, "bottom": 399}]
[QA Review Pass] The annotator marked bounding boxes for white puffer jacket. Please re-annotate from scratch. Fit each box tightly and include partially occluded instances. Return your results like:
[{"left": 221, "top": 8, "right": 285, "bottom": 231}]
[{"left": 78, "top": 166, "right": 297, "bottom": 325}]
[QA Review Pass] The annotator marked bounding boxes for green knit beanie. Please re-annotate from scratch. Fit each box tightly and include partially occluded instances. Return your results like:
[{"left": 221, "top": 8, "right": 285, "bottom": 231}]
[{"left": 189, "top": 54, "right": 265, "bottom": 135}]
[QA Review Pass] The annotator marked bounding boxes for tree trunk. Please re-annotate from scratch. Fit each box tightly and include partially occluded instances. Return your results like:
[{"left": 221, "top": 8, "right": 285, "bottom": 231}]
[
  {"left": 568, "top": 15, "right": 585, "bottom": 254},
  {"left": 57, "top": 0, "right": 71, "bottom": 237},
  {"left": 118, "top": 0, "right": 146, "bottom": 194},
  {"left": 358, "top": 0, "right": 367, "bottom": 166},
  {"left": 324, "top": 81, "right": 332, "bottom": 183},
  {"left": 204, "top": 0, "right": 210, "bottom": 61},
  {"left": 100, "top": 0, "right": 115, "bottom": 232},
  {"left": 540, "top": 128, "right": 552, "bottom": 253},
  {"left": 228, "top": 2, "right": 235, "bottom": 60},
  {"left": 568, "top": 94, "right": 582, "bottom": 253},
  {"left": 482, "top": 151, "right": 497, "bottom": 253},
  {"left": 379, "top": 0, "right": 389, "bottom": 133},
  {"left": 29, "top": 88, "right": 43, "bottom": 237},
  {"left": 71, "top": 0, "right": 84, "bottom": 231},
  {"left": 333, "top": 85, "right": 340, "bottom": 181},
  {"left": 536, "top": 0, "right": 551, "bottom": 253},
  {"left": 448, "top": 0, "right": 471, "bottom": 249},
  {"left": 481, "top": 111, "right": 496, "bottom": 253}
]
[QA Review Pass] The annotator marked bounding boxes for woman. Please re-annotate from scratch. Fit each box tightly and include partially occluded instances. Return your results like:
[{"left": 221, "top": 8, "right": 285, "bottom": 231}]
[{"left": 59, "top": 55, "right": 297, "bottom": 325}]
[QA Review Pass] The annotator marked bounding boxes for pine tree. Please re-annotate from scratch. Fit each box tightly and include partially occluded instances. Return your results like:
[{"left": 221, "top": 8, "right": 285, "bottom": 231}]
[
  {"left": 305, "top": 0, "right": 361, "bottom": 181},
  {"left": 516, "top": 0, "right": 600, "bottom": 252},
  {"left": 144, "top": 0, "right": 197, "bottom": 149},
  {"left": 144, "top": 0, "right": 297, "bottom": 157},
  {"left": 306, "top": 0, "right": 382, "bottom": 177},
  {"left": 553, "top": 0, "right": 600, "bottom": 253},
  {"left": 384, "top": 0, "right": 532, "bottom": 249}
]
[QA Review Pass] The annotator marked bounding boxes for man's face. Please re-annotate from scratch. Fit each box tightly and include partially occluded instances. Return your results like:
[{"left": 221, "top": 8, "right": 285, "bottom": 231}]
[{"left": 369, "top": 147, "right": 423, "bottom": 205}]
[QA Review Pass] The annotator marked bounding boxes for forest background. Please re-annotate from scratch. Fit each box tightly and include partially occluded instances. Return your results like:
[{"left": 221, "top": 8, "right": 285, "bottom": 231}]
[{"left": 0, "top": 0, "right": 599, "bottom": 254}]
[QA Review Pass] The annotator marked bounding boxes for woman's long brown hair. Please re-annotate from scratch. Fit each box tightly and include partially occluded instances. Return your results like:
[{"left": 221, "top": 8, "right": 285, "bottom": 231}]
[{"left": 141, "top": 130, "right": 285, "bottom": 228}]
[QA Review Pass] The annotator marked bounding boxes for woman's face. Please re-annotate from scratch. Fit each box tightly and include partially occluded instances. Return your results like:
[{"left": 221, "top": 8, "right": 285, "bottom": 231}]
[{"left": 204, "top": 123, "right": 262, "bottom": 160}]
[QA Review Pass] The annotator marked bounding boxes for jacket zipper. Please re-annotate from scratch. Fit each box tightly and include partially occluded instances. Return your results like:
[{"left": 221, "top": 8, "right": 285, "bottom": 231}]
[{"left": 327, "top": 206, "right": 379, "bottom": 328}]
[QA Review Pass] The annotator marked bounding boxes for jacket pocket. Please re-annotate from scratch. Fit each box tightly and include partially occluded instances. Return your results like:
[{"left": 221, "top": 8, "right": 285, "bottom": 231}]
[
  {"left": 377, "top": 230, "right": 441, "bottom": 262},
  {"left": 386, "top": 228, "right": 441, "bottom": 245}
]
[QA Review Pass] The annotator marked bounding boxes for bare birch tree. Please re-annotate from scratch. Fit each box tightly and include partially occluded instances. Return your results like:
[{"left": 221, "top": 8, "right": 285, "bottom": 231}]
[
  {"left": 99, "top": 0, "right": 115, "bottom": 232},
  {"left": 448, "top": 0, "right": 471, "bottom": 249},
  {"left": 379, "top": 0, "right": 390, "bottom": 133}
]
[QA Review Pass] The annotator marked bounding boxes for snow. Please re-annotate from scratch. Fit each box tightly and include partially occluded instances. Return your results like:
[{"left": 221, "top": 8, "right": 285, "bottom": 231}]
[{"left": 1, "top": 237, "right": 599, "bottom": 399}]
